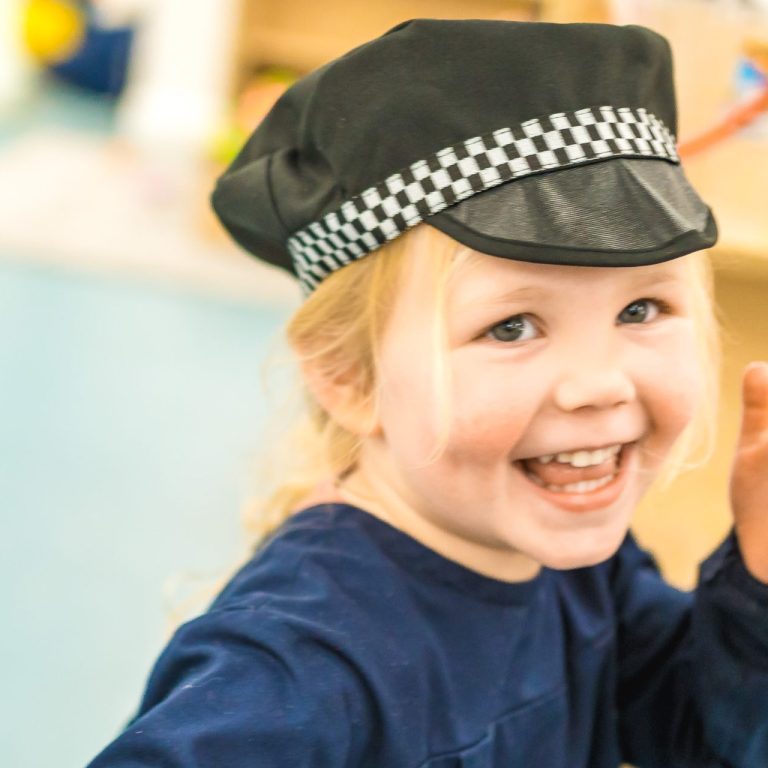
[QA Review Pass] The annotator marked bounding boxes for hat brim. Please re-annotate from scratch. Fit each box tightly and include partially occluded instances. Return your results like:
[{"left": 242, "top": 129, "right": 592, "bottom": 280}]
[{"left": 427, "top": 157, "right": 718, "bottom": 267}]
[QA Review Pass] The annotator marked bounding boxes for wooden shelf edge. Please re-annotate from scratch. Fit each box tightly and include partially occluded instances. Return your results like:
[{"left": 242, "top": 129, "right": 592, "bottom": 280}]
[
  {"left": 711, "top": 244, "right": 768, "bottom": 280},
  {"left": 239, "top": 0, "right": 569, "bottom": 73}
]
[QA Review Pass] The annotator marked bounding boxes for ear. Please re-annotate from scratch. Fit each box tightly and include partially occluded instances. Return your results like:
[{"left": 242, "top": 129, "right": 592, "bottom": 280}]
[{"left": 300, "top": 357, "right": 382, "bottom": 438}]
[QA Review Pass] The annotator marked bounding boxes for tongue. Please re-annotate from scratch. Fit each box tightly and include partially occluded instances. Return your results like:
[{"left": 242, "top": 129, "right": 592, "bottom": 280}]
[{"left": 520, "top": 455, "right": 618, "bottom": 486}]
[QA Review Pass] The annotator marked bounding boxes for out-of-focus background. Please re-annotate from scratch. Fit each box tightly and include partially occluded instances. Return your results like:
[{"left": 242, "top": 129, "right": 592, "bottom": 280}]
[{"left": 0, "top": 1, "right": 766, "bottom": 766}]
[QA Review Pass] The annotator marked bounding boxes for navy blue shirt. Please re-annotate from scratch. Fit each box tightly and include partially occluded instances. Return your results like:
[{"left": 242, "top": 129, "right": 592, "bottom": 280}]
[{"left": 87, "top": 503, "right": 768, "bottom": 767}]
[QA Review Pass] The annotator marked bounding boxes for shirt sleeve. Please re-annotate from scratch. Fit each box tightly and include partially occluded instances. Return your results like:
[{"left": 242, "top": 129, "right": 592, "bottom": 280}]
[
  {"left": 84, "top": 605, "right": 371, "bottom": 767},
  {"left": 613, "top": 526, "right": 768, "bottom": 768}
]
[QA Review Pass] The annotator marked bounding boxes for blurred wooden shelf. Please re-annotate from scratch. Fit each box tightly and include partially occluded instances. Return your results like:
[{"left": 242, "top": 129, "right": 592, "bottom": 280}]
[
  {"left": 235, "top": 0, "right": 609, "bottom": 74},
  {"left": 684, "top": 136, "right": 768, "bottom": 278}
]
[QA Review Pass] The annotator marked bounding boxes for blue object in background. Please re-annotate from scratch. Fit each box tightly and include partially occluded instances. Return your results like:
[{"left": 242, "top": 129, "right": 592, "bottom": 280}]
[
  {"left": 734, "top": 55, "right": 768, "bottom": 91},
  {"left": 732, "top": 55, "right": 768, "bottom": 139},
  {"left": 49, "top": 3, "right": 135, "bottom": 96}
]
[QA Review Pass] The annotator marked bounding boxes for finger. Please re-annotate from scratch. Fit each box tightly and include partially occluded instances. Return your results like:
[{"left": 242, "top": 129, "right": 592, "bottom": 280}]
[{"left": 739, "top": 361, "right": 768, "bottom": 444}]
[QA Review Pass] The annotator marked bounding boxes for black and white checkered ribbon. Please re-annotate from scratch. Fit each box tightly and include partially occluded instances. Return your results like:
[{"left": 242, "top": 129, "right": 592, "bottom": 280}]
[{"left": 288, "top": 105, "right": 678, "bottom": 294}]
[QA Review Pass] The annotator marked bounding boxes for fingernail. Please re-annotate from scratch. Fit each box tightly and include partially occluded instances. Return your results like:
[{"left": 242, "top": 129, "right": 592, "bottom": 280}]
[{"left": 746, "top": 361, "right": 768, "bottom": 377}]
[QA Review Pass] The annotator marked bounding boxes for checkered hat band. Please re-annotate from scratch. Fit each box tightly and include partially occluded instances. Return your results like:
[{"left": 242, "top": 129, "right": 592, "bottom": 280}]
[{"left": 287, "top": 105, "right": 678, "bottom": 294}]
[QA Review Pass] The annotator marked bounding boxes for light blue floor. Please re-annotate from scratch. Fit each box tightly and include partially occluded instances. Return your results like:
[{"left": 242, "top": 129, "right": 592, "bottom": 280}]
[{"left": 0, "top": 78, "right": 295, "bottom": 767}]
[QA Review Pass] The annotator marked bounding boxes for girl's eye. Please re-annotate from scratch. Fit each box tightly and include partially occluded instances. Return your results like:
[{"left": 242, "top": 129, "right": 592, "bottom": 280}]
[
  {"left": 486, "top": 314, "right": 539, "bottom": 343},
  {"left": 618, "top": 298, "right": 669, "bottom": 324}
]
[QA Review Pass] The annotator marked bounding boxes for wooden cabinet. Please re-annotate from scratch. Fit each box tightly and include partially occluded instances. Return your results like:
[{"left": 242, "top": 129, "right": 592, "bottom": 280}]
[
  {"left": 233, "top": 0, "right": 609, "bottom": 79},
  {"left": 686, "top": 139, "right": 768, "bottom": 279}
]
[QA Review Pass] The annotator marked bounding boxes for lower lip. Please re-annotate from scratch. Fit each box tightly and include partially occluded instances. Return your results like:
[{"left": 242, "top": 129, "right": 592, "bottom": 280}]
[{"left": 515, "top": 443, "right": 636, "bottom": 514}]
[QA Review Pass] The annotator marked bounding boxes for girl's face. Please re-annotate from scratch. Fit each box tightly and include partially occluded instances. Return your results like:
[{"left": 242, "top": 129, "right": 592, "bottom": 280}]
[{"left": 350, "top": 232, "right": 705, "bottom": 579}]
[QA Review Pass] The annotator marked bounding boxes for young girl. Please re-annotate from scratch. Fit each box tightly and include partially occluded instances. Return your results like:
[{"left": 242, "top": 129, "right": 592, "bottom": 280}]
[{"left": 87, "top": 19, "right": 768, "bottom": 767}]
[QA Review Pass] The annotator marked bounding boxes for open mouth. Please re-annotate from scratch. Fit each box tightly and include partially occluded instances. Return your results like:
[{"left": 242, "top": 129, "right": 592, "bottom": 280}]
[{"left": 513, "top": 442, "right": 635, "bottom": 502}]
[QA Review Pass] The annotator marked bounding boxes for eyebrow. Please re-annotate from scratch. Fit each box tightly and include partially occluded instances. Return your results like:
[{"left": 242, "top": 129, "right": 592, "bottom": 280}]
[
  {"left": 471, "top": 269, "right": 686, "bottom": 307},
  {"left": 624, "top": 270, "right": 686, "bottom": 290},
  {"left": 485, "top": 285, "right": 550, "bottom": 304}
]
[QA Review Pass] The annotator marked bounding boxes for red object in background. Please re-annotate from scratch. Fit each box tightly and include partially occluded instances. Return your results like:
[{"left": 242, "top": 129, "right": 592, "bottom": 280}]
[{"left": 679, "top": 67, "right": 768, "bottom": 159}]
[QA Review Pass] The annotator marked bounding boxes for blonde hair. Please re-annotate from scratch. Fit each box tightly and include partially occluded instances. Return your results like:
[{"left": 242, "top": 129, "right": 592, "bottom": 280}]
[
  {"left": 244, "top": 223, "right": 721, "bottom": 543},
  {"left": 244, "top": 224, "right": 460, "bottom": 543},
  {"left": 649, "top": 246, "right": 722, "bottom": 490}
]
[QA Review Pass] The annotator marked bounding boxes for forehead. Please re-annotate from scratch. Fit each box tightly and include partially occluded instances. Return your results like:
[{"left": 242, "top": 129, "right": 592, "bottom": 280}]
[{"left": 447, "top": 249, "right": 691, "bottom": 306}]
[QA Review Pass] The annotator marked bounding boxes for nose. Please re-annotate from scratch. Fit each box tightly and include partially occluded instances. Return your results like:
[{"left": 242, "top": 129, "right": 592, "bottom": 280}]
[{"left": 553, "top": 358, "right": 636, "bottom": 412}]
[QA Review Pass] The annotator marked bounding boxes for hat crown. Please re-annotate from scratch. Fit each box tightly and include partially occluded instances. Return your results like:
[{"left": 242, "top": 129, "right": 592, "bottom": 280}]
[
  {"left": 211, "top": 18, "right": 717, "bottom": 295},
  {"left": 308, "top": 20, "right": 677, "bottom": 203}
]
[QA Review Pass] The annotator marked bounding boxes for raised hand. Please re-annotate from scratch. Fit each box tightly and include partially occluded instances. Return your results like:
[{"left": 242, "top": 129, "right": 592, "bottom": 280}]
[{"left": 729, "top": 361, "right": 768, "bottom": 584}]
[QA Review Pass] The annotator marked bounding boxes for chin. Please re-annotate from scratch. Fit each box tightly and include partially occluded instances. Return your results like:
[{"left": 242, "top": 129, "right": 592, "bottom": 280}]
[
  {"left": 530, "top": 528, "right": 628, "bottom": 571},
  {"left": 541, "top": 550, "right": 615, "bottom": 571}
]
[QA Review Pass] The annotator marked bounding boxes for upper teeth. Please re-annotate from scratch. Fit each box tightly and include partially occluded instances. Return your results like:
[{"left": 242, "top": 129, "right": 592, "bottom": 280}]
[{"left": 534, "top": 444, "right": 622, "bottom": 467}]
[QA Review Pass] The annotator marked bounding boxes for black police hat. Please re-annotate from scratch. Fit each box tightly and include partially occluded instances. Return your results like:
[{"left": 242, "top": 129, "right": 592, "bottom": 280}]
[{"left": 211, "top": 19, "right": 718, "bottom": 295}]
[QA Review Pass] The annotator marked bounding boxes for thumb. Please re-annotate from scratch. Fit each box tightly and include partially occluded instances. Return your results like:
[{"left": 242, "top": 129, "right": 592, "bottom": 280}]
[{"left": 738, "top": 361, "right": 768, "bottom": 446}]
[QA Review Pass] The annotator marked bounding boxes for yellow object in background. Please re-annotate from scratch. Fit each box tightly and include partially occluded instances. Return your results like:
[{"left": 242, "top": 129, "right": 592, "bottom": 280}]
[
  {"left": 235, "top": 72, "right": 295, "bottom": 133},
  {"left": 209, "top": 69, "right": 298, "bottom": 165},
  {"left": 22, "top": 0, "right": 86, "bottom": 64}
]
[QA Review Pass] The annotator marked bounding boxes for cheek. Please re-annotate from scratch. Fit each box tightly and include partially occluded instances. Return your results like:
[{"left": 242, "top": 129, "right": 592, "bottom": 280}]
[
  {"left": 446, "top": 358, "right": 537, "bottom": 459},
  {"left": 377, "top": 349, "right": 445, "bottom": 461},
  {"left": 642, "top": 325, "right": 706, "bottom": 442},
  {"left": 380, "top": 353, "right": 537, "bottom": 466}
]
